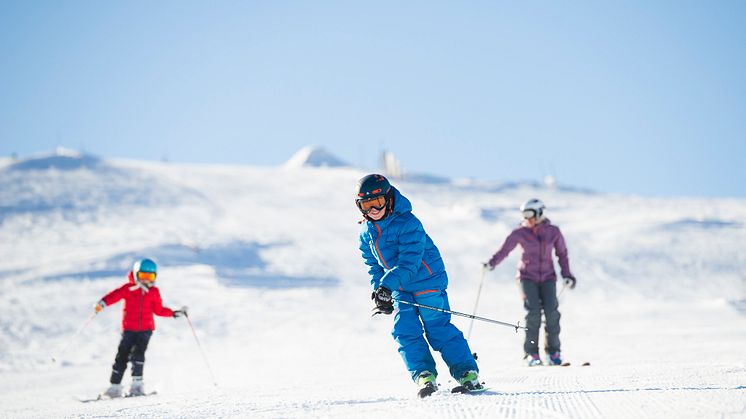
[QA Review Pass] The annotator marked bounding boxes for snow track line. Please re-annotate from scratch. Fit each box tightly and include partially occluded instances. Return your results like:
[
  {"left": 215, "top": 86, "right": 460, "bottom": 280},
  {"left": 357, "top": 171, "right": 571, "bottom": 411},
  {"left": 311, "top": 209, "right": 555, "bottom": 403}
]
[{"left": 501, "top": 385, "right": 743, "bottom": 396}]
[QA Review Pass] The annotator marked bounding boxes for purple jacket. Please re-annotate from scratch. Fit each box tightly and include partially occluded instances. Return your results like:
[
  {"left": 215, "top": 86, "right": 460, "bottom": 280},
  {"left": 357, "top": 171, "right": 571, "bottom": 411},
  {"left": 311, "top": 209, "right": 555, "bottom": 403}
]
[{"left": 488, "top": 218, "right": 573, "bottom": 283}]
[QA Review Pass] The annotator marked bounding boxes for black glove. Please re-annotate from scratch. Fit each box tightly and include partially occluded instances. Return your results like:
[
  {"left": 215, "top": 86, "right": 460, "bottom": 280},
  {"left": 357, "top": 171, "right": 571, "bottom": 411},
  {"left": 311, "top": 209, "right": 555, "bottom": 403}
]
[
  {"left": 563, "top": 275, "right": 577, "bottom": 289},
  {"left": 371, "top": 286, "right": 394, "bottom": 315},
  {"left": 173, "top": 306, "right": 189, "bottom": 318},
  {"left": 482, "top": 262, "right": 494, "bottom": 272}
]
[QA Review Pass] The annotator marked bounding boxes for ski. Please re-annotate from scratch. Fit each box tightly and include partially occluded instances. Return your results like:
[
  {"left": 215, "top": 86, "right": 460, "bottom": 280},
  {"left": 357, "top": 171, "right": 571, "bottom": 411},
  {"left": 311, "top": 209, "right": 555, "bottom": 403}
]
[
  {"left": 77, "top": 391, "right": 157, "bottom": 403},
  {"left": 127, "top": 390, "right": 158, "bottom": 398},
  {"left": 547, "top": 361, "right": 591, "bottom": 367},
  {"left": 77, "top": 395, "right": 106, "bottom": 403},
  {"left": 561, "top": 361, "right": 591, "bottom": 367},
  {"left": 451, "top": 385, "right": 488, "bottom": 394},
  {"left": 417, "top": 385, "right": 438, "bottom": 398}
]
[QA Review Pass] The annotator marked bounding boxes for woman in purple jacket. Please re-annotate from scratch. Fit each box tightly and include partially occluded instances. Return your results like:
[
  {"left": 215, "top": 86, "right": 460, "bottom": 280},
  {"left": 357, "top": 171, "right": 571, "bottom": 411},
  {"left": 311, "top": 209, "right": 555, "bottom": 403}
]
[{"left": 484, "top": 199, "right": 577, "bottom": 366}]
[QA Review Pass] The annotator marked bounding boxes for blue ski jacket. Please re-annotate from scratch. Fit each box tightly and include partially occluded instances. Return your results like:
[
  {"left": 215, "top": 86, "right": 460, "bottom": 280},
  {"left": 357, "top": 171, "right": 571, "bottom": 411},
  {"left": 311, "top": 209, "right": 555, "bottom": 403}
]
[{"left": 359, "top": 187, "right": 448, "bottom": 293}]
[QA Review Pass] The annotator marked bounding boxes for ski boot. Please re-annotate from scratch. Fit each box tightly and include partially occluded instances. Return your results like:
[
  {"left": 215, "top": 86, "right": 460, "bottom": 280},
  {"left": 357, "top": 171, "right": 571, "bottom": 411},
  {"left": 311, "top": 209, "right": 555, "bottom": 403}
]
[
  {"left": 128, "top": 377, "right": 146, "bottom": 397},
  {"left": 547, "top": 351, "right": 563, "bottom": 366},
  {"left": 416, "top": 371, "right": 438, "bottom": 398},
  {"left": 103, "top": 383, "right": 123, "bottom": 398},
  {"left": 527, "top": 353, "right": 543, "bottom": 367},
  {"left": 452, "top": 370, "right": 484, "bottom": 393}
]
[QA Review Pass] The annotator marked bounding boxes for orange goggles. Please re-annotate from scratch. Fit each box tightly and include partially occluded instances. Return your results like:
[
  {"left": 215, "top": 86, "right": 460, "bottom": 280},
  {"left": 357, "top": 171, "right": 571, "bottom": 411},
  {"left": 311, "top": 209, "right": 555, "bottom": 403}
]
[
  {"left": 136, "top": 271, "right": 157, "bottom": 282},
  {"left": 357, "top": 195, "right": 387, "bottom": 214}
]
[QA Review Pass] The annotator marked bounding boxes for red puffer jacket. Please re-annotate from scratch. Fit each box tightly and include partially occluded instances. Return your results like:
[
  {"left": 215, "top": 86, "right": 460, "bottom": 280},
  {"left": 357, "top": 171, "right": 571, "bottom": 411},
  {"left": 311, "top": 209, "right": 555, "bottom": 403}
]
[{"left": 101, "top": 272, "right": 174, "bottom": 331}]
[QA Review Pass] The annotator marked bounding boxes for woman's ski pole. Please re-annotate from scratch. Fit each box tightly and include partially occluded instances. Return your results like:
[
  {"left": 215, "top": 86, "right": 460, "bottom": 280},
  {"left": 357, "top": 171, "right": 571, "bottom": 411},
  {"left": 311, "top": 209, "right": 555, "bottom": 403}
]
[
  {"left": 466, "top": 265, "right": 488, "bottom": 340},
  {"left": 394, "top": 299, "right": 527, "bottom": 332},
  {"left": 557, "top": 281, "right": 569, "bottom": 302},
  {"left": 184, "top": 313, "right": 218, "bottom": 386},
  {"left": 51, "top": 312, "right": 96, "bottom": 362}
]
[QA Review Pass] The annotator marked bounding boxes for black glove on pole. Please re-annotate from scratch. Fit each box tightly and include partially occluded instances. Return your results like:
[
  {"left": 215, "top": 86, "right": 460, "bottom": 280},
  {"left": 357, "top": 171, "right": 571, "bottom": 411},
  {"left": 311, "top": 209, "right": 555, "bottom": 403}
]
[{"left": 371, "top": 286, "right": 394, "bottom": 315}]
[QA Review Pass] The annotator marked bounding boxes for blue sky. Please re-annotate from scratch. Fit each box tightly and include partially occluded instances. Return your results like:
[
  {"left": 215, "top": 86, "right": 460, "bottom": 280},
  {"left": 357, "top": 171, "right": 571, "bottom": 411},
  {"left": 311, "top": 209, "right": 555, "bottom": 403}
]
[{"left": 1, "top": 1, "right": 744, "bottom": 197}]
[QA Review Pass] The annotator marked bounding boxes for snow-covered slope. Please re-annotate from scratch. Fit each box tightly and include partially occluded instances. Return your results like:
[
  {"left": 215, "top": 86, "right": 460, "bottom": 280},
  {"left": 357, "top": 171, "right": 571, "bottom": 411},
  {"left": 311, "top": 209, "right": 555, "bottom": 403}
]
[{"left": 0, "top": 151, "right": 744, "bottom": 418}]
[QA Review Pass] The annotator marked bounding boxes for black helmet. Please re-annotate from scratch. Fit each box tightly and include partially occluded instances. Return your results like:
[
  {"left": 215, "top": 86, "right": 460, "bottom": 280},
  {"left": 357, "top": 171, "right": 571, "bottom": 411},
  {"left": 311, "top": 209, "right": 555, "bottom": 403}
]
[
  {"left": 356, "top": 174, "right": 391, "bottom": 201},
  {"left": 356, "top": 174, "right": 394, "bottom": 217}
]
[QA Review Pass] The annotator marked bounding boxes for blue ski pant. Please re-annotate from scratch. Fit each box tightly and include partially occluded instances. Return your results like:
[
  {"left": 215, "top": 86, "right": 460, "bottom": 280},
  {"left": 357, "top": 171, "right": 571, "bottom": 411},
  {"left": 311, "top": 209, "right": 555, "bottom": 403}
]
[
  {"left": 392, "top": 289, "right": 477, "bottom": 382},
  {"left": 521, "top": 279, "right": 561, "bottom": 355},
  {"left": 110, "top": 330, "right": 152, "bottom": 384}
]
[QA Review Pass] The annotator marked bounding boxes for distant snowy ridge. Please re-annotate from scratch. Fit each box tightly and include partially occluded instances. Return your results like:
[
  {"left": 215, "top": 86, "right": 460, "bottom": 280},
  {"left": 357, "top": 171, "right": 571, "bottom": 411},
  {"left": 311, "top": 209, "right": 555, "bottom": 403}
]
[
  {"left": 6, "top": 147, "right": 103, "bottom": 171},
  {"left": 0, "top": 149, "right": 208, "bottom": 220},
  {"left": 284, "top": 145, "right": 349, "bottom": 168}
]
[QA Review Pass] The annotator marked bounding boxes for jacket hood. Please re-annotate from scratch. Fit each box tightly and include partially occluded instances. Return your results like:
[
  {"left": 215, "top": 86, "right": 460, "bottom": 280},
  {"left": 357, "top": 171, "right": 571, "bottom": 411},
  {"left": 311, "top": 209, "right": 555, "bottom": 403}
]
[
  {"left": 127, "top": 271, "right": 136, "bottom": 284},
  {"left": 374, "top": 187, "right": 411, "bottom": 225},
  {"left": 390, "top": 187, "right": 412, "bottom": 216}
]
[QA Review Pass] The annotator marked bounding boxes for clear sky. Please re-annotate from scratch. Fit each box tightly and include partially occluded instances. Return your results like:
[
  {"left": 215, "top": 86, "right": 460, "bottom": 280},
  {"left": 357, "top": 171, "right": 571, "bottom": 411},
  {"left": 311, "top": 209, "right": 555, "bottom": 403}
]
[{"left": 1, "top": 1, "right": 744, "bottom": 197}]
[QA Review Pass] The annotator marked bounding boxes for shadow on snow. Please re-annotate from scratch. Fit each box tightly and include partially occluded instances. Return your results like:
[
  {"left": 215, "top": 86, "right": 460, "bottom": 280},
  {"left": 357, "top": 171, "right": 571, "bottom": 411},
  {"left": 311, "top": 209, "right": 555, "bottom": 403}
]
[{"left": 661, "top": 218, "right": 742, "bottom": 230}]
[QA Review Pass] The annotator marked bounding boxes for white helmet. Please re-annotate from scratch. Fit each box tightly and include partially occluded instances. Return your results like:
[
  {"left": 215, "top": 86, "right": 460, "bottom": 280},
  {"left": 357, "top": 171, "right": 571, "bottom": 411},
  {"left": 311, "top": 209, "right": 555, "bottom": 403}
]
[{"left": 520, "top": 198, "right": 545, "bottom": 220}]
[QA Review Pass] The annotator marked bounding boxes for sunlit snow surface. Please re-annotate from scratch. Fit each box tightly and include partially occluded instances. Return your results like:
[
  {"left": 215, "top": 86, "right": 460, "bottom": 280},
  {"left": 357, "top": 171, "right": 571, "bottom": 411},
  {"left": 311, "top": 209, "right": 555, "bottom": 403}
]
[{"left": 0, "top": 153, "right": 744, "bottom": 418}]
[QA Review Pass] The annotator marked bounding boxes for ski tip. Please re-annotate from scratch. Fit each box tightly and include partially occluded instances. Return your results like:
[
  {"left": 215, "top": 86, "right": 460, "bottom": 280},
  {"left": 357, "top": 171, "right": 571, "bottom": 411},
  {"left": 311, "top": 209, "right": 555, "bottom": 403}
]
[
  {"left": 581, "top": 361, "right": 591, "bottom": 366},
  {"left": 76, "top": 394, "right": 105, "bottom": 403}
]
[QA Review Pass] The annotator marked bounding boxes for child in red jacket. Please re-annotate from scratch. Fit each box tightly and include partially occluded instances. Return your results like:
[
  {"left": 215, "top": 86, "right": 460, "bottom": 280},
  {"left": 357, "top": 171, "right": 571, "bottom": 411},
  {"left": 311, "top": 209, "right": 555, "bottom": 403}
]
[{"left": 95, "top": 258, "right": 186, "bottom": 397}]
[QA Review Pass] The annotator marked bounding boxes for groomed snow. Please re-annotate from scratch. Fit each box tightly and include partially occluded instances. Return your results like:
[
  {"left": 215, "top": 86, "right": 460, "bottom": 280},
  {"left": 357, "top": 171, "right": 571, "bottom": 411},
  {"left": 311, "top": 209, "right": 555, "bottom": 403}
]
[{"left": 0, "top": 154, "right": 744, "bottom": 418}]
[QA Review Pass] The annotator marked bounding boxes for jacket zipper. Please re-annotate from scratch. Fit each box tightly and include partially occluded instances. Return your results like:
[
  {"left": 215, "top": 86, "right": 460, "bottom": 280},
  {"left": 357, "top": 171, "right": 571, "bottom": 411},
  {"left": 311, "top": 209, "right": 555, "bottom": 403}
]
[
  {"left": 374, "top": 223, "right": 390, "bottom": 269},
  {"left": 537, "top": 226, "right": 543, "bottom": 281},
  {"left": 139, "top": 289, "right": 143, "bottom": 330}
]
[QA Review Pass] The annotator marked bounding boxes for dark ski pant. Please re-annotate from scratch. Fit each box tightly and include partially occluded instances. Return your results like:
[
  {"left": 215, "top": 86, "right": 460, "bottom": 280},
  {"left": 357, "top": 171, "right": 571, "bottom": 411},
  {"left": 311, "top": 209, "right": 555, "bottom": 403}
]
[
  {"left": 110, "top": 330, "right": 152, "bottom": 384},
  {"left": 392, "top": 290, "right": 478, "bottom": 382},
  {"left": 521, "top": 279, "right": 561, "bottom": 355}
]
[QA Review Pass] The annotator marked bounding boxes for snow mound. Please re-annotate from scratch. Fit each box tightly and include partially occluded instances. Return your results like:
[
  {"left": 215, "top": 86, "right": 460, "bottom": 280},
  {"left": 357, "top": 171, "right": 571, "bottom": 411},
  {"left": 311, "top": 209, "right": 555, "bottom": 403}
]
[
  {"left": 284, "top": 146, "right": 349, "bottom": 168},
  {"left": 0, "top": 151, "right": 207, "bottom": 221},
  {"left": 7, "top": 147, "right": 103, "bottom": 171}
]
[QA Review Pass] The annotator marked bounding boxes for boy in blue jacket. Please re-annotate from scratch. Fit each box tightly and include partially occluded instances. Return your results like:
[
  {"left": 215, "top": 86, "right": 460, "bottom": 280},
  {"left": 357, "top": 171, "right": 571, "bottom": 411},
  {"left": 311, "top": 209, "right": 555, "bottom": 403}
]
[{"left": 356, "top": 174, "right": 482, "bottom": 397}]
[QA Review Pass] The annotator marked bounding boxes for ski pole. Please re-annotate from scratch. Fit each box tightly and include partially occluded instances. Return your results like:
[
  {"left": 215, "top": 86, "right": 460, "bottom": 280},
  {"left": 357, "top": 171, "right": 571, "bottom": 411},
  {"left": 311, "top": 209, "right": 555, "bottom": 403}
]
[
  {"left": 51, "top": 312, "right": 96, "bottom": 363},
  {"left": 394, "top": 299, "right": 527, "bottom": 332},
  {"left": 557, "top": 281, "right": 568, "bottom": 301},
  {"left": 184, "top": 313, "right": 218, "bottom": 387},
  {"left": 466, "top": 265, "right": 488, "bottom": 340},
  {"left": 542, "top": 281, "right": 570, "bottom": 325}
]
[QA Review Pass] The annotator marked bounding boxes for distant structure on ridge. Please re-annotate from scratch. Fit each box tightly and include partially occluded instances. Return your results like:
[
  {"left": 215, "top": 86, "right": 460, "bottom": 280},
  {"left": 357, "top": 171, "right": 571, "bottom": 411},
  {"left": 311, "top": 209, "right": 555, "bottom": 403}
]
[{"left": 381, "top": 150, "right": 402, "bottom": 178}]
